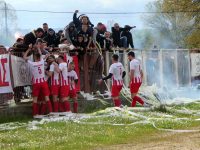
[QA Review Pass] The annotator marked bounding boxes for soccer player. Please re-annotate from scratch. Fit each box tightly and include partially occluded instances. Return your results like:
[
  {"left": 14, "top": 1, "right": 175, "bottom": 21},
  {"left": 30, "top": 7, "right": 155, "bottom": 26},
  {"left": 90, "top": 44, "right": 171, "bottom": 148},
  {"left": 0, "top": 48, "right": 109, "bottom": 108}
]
[
  {"left": 99, "top": 54, "right": 126, "bottom": 107},
  {"left": 54, "top": 55, "right": 71, "bottom": 112},
  {"left": 128, "top": 51, "right": 144, "bottom": 107},
  {"left": 23, "top": 44, "right": 52, "bottom": 116},
  {"left": 68, "top": 62, "right": 79, "bottom": 113},
  {"left": 45, "top": 55, "right": 60, "bottom": 112}
]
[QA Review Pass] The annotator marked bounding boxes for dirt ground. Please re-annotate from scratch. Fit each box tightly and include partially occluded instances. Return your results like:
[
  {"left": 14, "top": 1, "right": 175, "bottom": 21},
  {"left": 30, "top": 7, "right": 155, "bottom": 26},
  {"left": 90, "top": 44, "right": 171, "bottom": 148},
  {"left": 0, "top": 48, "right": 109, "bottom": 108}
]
[{"left": 97, "top": 129, "right": 200, "bottom": 150}]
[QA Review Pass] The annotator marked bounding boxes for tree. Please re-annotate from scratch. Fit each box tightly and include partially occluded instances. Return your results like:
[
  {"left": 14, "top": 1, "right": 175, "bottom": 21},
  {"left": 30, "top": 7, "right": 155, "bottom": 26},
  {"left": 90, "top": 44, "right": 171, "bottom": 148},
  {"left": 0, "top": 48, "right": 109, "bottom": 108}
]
[
  {"left": 0, "top": 0, "right": 17, "bottom": 46},
  {"left": 143, "top": 0, "right": 199, "bottom": 48},
  {"left": 162, "top": 0, "right": 200, "bottom": 48}
]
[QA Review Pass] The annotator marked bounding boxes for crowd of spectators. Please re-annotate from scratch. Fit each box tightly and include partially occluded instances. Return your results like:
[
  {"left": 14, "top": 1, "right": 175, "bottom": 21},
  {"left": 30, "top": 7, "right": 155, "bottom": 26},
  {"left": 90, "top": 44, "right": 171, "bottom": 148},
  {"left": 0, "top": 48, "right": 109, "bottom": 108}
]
[{"left": 9, "top": 10, "right": 135, "bottom": 56}]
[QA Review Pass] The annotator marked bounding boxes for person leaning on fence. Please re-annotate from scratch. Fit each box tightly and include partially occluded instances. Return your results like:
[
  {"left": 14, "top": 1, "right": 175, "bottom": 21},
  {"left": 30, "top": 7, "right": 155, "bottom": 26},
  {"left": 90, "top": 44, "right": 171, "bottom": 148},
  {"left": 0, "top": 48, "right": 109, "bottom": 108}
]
[
  {"left": 120, "top": 25, "right": 135, "bottom": 49},
  {"left": 95, "top": 22, "right": 107, "bottom": 48},
  {"left": 98, "top": 54, "right": 126, "bottom": 107},
  {"left": 23, "top": 44, "right": 52, "bottom": 117},
  {"left": 43, "top": 28, "right": 57, "bottom": 47},
  {"left": 68, "top": 62, "right": 79, "bottom": 113},
  {"left": 111, "top": 23, "right": 124, "bottom": 48},
  {"left": 64, "top": 22, "right": 78, "bottom": 46},
  {"left": 24, "top": 28, "right": 44, "bottom": 46}
]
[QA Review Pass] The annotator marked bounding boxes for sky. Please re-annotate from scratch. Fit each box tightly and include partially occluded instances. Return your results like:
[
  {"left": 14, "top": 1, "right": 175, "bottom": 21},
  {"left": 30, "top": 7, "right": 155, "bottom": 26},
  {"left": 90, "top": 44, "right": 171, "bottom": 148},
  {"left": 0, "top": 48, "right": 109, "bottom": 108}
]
[{"left": 4, "top": 0, "right": 155, "bottom": 31}]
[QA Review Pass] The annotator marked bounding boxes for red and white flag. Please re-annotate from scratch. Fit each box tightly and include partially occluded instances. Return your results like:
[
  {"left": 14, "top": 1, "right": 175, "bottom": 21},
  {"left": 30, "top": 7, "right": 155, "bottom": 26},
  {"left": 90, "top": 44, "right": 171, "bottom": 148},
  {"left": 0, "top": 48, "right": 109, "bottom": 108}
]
[{"left": 0, "top": 54, "right": 13, "bottom": 93}]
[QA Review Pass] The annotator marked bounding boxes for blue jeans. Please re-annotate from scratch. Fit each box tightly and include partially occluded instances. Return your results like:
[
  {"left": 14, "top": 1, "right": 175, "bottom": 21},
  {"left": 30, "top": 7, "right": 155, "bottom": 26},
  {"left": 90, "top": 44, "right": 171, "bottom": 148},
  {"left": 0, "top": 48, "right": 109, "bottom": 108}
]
[{"left": 120, "top": 36, "right": 127, "bottom": 48}]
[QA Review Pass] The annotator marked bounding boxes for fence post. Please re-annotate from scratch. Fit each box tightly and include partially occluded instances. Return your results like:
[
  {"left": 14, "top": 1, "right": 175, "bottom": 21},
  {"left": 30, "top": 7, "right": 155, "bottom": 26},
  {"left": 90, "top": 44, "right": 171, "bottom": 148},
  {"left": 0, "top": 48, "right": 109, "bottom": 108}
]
[
  {"left": 175, "top": 49, "right": 179, "bottom": 87},
  {"left": 159, "top": 49, "right": 163, "bottom": 88},
  {"left": 123, "top": 50, "right": 129, "bottom": 86}
]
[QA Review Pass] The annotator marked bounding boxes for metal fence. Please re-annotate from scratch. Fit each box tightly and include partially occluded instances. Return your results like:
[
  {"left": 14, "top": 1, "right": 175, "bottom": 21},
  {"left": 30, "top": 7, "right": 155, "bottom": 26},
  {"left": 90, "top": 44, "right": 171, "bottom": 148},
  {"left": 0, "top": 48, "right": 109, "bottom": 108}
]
[
  {"left": 105, "top": 49, "right": 199, "bottom": 88},
  {"left": 0, "top": 49, "right": 200, "bottom": 107}
]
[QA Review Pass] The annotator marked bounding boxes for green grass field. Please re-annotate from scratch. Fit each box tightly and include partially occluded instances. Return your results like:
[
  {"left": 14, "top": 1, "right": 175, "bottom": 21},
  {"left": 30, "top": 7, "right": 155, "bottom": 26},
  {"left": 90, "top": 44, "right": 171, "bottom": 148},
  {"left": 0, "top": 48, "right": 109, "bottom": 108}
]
[{"left": 0, "top": 102, "right": 200, "bottom": 150}]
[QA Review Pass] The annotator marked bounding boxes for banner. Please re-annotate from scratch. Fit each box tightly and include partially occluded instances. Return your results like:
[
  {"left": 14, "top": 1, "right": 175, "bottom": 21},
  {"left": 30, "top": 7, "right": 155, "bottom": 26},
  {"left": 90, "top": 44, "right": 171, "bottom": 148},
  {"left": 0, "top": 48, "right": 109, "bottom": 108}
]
[
  {"left": 72, "top": 56, "right": 80, "bottom": 92},
  {"left": 190, "top": 53, "right": 200, "bottom": 77},
  {"left": 0, "top": 54, "right": 13, "bottom": 93},
  {"left": 11, "top": 55, "right": 32, "bottom": 87}
]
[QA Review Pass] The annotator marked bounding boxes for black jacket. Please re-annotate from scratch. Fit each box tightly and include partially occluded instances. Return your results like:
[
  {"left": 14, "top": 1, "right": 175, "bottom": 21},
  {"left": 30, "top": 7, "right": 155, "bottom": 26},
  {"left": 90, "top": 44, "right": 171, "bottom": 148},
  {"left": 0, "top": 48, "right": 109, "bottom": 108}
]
[
  {"left": 24, "top": 31, "right": 37, "bottom": 46},
  {"left": 73, "top": 13, "right": 94, "bottom": 32},
  {"left": 111, "top": 27, "right": 123, "bottom": 47},
  {"left": 121, "top": 31, "right": 134, "bottom": 48},
  {"left": 43, "top": 33, "right": 57, "bottom": 47}
]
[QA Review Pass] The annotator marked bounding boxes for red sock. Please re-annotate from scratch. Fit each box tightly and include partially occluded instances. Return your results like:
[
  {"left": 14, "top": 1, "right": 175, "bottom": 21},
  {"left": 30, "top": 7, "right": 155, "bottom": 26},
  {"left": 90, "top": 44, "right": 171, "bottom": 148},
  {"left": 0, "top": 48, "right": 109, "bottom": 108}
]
[
  {"left": 64, "top": 101, "right": 71, "bottom": 112},
  {"left": 59, "top": 102, "right": 63, "bottom": 112},
  {"left": 135, "top": 96, "right": 144, "bottom": 105},
  {"left": 131, "top": 97, "right": 137, "bottom": 107},
  {"left": 73, "top": 102, "right": 78, "bottom": 113},
  {"left": 41, "top": 103, "right": 46, "bottom": 115},
  {"left": 32, "top": 103, "right": 39, "bottom": 116},
  {"left": 53, "top": 101, "right": 59, "bottom": 112},
  {"left": 46, "top": 101, "right": 52, "bottom": 113},
  {"left": 114, "top": 99, "right": 121, "bottom": 107},
  {"left": 38, "top": 103, "right": 41, "bottom": 115}
]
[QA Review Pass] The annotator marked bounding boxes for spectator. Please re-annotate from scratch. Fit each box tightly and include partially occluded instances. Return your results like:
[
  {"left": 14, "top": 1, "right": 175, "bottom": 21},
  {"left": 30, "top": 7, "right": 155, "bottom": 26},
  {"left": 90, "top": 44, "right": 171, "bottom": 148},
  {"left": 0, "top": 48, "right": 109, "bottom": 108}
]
[
  {"left": 55, "top": 30, "right": 63, "bottom": 46},
  {"left": 74, "top": 34, "right": 86, "bottom": 56},
  {"left": 78, "top": 24, "right": 93, "bottom": 50},
  {"left": 43, "top": 23, "right": 49, "bottom": 37},
  {"left": 0, "top": 45, "right": 7, "bottom": 54},
  {"left": 95, "top": 22, "right": 107, "bottom": 48},
  {"left": 15, "top": 37, "right": 24, "bottom": 45},
  {"left": 111, "top": 23, "right": 124, "bottom": 48},
  {"left": 43, "top": 28, "right": 57, "bottom": 47},
  {"left": 64, "top": 22, "right": 78, "bottom": 45},
  {"left": 103, "top": 31, "right": 113, "bottom": 51},
  {"left": 24, "top": 28, "right": 44, "bottom": 46},
  {"left": 120, "top": 25, "right": 135, "bottom": 49},
  {"left": 73, "top": 10, "right": 94, "bottom": 32}
]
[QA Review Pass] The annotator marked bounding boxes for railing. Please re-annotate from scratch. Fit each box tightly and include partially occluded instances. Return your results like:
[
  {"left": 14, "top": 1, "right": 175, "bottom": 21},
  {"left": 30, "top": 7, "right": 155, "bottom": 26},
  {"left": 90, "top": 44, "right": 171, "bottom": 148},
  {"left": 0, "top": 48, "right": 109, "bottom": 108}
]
[{"left": 0, "top": 49, "right": 200, "bottom": 106}]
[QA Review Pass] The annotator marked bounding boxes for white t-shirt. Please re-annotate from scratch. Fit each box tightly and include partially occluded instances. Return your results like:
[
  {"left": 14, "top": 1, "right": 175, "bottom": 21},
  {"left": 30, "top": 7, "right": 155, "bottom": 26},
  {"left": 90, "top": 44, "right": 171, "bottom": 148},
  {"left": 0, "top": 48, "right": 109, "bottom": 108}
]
[
  {"left": 49, "top": 63, "right": 60, "bottom": 85},
  {"left": 109, "top": 62, "right": 125, "bottom": 86},
  {"left": 130, "top": 59, "right": 142, "bottom": 83},
  {"left": 59, "top": 62, "right": 69, "bottom": 86},
  {"left": 68, "top": 70, "right": 78, "bottom": 90},
  {"left": 28, "top": 59, "right": 45, "bottom": 84}
]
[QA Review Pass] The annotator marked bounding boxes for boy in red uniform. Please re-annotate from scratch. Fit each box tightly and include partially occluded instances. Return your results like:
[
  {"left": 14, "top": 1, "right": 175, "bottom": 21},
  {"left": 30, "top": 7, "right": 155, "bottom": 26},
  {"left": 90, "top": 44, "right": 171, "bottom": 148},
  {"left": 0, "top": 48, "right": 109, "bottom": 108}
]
[
  {"left": 128, "top": 51, "right": 144, "bottom": 107},
  {"left": 23, "top": 45, "right": 52, "bottom": 116},
  {"left": 54, "top": 55, "right": 71, "bottom": 112},
  {"left": 45, "top": 55, "right": 60, "bottom": 112},
  {"left": 68, "top": 62, "right": 79, "bottom": 113},
  {"left": 99, "top": 54, "right": 126, "bottom": 107}
]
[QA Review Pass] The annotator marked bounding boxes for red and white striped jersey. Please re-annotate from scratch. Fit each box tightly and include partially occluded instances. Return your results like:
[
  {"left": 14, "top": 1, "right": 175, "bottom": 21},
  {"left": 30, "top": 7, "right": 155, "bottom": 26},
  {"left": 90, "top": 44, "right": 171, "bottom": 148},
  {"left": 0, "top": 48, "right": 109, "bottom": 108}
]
[
  {"left": 130, "top": 59, "right": 142, "bottom": 83},
  {"left": 109, "top": 62, "right": 124, "bottom": 86},
  {"left": 49, "top": 64, "right": 60, "bottom": 86},
  {"left": 28, "top": 59, "right": 45, "bottom": 84},
  {"left": 68, "top": 70, "right": 78, "bottom": 90},
  {"left": 59, "top": 62, "right": 69, "bottom": 86}
]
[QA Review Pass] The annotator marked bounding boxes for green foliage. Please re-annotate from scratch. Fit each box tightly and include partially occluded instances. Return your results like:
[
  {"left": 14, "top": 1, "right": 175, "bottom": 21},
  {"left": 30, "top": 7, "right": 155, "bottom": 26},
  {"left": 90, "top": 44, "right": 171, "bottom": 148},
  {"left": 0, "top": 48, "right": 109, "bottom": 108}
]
[{"left": 143, "top": 0, "right": 200, "bottom": 48}]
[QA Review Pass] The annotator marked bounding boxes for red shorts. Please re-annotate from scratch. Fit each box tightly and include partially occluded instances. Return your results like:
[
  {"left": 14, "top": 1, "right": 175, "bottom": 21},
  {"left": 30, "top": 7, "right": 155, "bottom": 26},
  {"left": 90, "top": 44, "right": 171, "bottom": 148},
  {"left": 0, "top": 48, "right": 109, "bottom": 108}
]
[
  {"left": 60, "top": 85, "right": 70, "bottom": 98},
  {"left": 111, "top": 85, "right": 123, "bottom": 97},
  {"left": 32, "top": 82, "right": 50, "bottom": 97},
  {"left": 130, "top": 82, "right": 142, "bottom": 93},
  {"left": 50, "top": 85, "right": 60, "bottom": 96},
  {"left": 37, "top": 92, "right": 44, "bottom": 101},
  {"left": 69, "top": 89, "right": 77, "bottom": 98}
]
